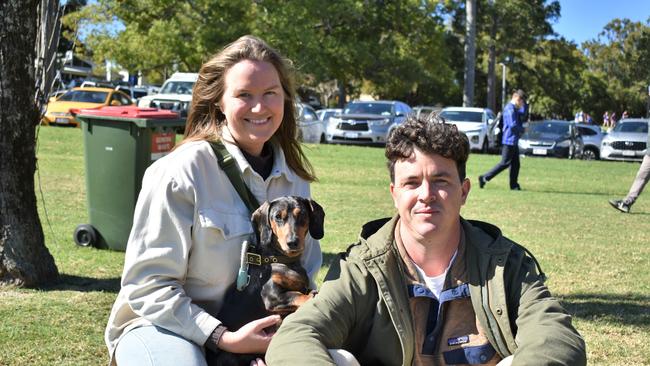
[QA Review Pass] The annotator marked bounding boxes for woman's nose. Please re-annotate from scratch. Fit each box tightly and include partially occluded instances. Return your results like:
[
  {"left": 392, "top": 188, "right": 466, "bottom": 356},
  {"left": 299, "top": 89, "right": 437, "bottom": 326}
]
[{"left": 251, "top": 97, "right": 265, "bottom": 113}]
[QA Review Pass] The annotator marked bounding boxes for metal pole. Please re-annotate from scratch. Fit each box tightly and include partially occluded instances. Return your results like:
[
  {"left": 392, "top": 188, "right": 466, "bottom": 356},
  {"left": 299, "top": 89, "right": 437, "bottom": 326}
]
[{"left": 500, "top": 63, "right": 506, "bottom": 110}]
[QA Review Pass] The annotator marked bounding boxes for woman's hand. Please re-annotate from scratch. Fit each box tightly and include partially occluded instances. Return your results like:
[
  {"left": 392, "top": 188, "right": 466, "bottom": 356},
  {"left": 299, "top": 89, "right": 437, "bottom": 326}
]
[{"left": 218, "top": 315, "right": 282, "bottom": 354}]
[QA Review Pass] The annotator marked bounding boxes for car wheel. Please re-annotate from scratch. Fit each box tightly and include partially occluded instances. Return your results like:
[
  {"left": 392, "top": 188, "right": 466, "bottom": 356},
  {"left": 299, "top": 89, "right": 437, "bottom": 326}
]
[
  {"left": 582, "top": 147, "right": 598, "bottom": 160},
  {"left": 74, "top": 224, "right": 98, "bottom": 247}
]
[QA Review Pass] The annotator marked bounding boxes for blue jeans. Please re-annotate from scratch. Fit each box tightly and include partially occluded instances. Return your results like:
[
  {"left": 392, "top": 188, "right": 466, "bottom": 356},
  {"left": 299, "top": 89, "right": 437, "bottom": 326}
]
[
  {"left": 483, "top": 144, "right": 521, "bottom": 189},
  {"left": 114, "top": 325, "right": 207, "bottom": 366}
]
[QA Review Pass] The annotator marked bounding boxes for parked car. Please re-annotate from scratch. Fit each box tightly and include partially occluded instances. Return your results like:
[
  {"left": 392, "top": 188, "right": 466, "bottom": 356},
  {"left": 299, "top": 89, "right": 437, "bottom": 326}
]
[
  {"left": 41, "top": 87, "right": 134, "bottom": 127},
  {"left": 115, "top": 85, "right": 149, "bottom": 103},
  {"left": 518, "top": 120, "right": 583, "bottom": 159},
  {"left": 412, "top": 106, "right": 441, "bottom": 120},
  {"left": 327, "top": 100, "right": 411, "bottom": 145},
  {"left": 316, "top": 108, "right": 342, "bottom": 124},
  {"left": 576, "top": 123, "right": 605, "bottom": 160},
  {"left": 296, "top": 103, "right": 325, "bottom": 143},
  {"left": 138, "top": 72, "right": 198, "bottom": 118},
  {"left": 600, "top": 118, "right": 648, "bottom": 161},
  {"left": 439, "top": 107, "right": 497, "bottom": 153}
]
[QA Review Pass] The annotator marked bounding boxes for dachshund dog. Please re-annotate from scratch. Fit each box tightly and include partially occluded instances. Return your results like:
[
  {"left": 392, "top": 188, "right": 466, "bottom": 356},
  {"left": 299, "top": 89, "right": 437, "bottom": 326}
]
[{"left": 207, "top": 196, "right": 325, "bottom": 366}]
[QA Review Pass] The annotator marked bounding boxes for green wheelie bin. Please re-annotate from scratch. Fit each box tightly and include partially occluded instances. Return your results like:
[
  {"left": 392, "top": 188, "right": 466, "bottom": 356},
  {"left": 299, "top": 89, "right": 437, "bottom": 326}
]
[{"left": 73, "top": 106, "right": 186, "bottom": 250}]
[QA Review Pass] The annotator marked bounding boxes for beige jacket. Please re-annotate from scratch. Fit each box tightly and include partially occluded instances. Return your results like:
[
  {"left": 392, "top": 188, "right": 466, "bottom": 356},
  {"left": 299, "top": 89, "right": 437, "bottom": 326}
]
[{"left": 104, "top": 138, "right": 321, "bottom": 363}]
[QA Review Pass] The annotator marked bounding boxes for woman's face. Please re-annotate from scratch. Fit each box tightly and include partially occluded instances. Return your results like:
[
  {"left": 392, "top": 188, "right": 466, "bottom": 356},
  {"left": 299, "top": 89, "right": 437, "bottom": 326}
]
[{"left": 219, "top": 59, "right": 285, "bottom": 156}]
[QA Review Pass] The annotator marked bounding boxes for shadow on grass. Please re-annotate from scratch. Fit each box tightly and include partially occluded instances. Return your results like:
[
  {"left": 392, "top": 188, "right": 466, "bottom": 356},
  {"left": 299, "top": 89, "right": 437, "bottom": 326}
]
[
  {"left": 560, "top": 293, "right": 650, "bottom": 326},
  {"left": 37, "top": 273, "right": 120, "bottom": 293}
]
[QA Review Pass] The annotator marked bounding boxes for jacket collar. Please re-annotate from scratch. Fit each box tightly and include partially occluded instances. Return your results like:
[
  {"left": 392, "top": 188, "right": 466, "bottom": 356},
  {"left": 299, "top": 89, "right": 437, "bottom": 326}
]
[{"left": 219, "top": 132, "right": 296, "bottom": 183}]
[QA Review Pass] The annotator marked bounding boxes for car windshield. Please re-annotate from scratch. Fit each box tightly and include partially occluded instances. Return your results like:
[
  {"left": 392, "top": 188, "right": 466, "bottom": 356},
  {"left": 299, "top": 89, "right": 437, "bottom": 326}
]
[
  {"left": 321, "top": 111, "right": 339, "bottom": 120},
  {"left": 160, "top": 81, "right": 195, "bottom": 95},
  {"left": 440, "top": 111, "right": 483, "bottom": 123},
  {"left": 344, "top": 103, "right": 392, "bottom": 116},
  {"left": 613, "top": 121, "right": 648, "bottom": 133},
  {"left": 58, "top": 90, "right": 109, "bottom": 103},
  {"left": 528, "top": 122, "right": 569, "bottom": 136}
]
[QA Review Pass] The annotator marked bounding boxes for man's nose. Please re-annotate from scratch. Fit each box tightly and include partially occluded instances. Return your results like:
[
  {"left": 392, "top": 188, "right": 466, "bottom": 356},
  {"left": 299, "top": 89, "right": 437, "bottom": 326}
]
[{"left": 418, "top": 181, "right": 436, "bottom": 202}]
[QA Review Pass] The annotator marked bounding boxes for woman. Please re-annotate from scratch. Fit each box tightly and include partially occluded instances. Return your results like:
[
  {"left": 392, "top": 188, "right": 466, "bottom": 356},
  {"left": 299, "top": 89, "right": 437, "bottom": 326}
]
[{"left": 105, "top": 35, "right": 322, "bottom": 366}]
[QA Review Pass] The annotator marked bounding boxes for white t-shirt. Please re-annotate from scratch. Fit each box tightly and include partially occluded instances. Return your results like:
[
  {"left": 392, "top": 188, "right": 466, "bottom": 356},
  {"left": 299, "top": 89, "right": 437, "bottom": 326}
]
[{"left": 412, "top": 250, "right": 458, "bottom": 300}]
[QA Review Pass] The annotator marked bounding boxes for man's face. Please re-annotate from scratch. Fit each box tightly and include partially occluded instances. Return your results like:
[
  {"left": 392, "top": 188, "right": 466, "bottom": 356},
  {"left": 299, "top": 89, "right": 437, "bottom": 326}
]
[
  {"left": 513, "top": 95, "right": 524, "bottom": 108},
  {"left": 390, "top": 149, "right": 470, "bottom": 242}
]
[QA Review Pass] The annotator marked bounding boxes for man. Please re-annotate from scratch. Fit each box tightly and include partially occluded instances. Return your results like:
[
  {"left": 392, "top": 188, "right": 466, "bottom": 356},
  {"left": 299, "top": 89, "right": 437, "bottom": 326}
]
[
  {"left": 266, "top": 115, "right": 586, "bottom": 366},
  {"left": 479, "top": 90, "right": 526, "bottom": 190},
  {"left": 609, "top": 119, "right": 650, "bottom": 213}
]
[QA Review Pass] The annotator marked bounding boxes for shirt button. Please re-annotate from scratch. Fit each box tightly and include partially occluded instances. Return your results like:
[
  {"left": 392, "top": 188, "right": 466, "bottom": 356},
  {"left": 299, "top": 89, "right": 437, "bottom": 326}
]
[
  {"left": 496, "top": 308, "right": 503, "bottom": 315},
  {"left": 480, "top": 354, "right": 488, "bottom": 362}
]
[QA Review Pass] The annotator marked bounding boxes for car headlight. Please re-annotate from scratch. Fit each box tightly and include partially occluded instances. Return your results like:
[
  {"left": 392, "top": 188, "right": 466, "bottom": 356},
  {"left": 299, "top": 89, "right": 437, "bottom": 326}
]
[
  {"left": 370, "top": 118, "right": 391, "bottom": 126},
  {"left": 464, "top": 128, "right": 482, "bottom": 135},
  {"left": 601, "top": 140, "right": 611, "bottom": 147},
  {"left": 329, "top": 117, "right": 341, "bottom": 127}
]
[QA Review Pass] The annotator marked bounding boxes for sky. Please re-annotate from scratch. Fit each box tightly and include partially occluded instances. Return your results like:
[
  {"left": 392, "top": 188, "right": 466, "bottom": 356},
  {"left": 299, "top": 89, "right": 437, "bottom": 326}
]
[{"left": 553, "top": 0, "right": 650, "bottom": 45}]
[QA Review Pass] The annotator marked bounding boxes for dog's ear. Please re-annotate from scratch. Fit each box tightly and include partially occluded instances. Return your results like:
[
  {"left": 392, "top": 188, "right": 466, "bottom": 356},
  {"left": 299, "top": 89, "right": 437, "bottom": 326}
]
[
  {"left": 252, "top": 201, "right": 272, "bottom": 245},
  {"left": 306, "top": 199, "right": 325, "bottom": 240}
]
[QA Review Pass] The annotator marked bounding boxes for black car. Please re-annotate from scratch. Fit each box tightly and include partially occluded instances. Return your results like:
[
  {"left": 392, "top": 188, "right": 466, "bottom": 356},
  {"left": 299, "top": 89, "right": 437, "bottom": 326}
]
[{"left": 518, "top": 120, "right": 584, "bottom": 158}]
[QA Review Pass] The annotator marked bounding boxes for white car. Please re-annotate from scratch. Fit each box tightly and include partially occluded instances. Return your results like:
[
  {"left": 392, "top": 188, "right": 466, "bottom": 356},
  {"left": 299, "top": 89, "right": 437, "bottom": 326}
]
[
  {"left": 138, "top": 72, "right": 198, "bottom": 118},
  {"left": 439, "top": 107, "right": 497, "bottom": 153},
  {"left": 296, "top": 103, "right": 326, "bottom": 143},
  {"left": 600, "top": 118, "right": 648, "bottom": 161}
]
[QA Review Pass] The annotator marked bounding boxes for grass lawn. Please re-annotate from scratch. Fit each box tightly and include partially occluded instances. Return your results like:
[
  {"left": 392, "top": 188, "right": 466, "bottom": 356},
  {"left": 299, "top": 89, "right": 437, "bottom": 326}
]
[{"left": 1, "top": 125, "right": 648, "bottom": 365}]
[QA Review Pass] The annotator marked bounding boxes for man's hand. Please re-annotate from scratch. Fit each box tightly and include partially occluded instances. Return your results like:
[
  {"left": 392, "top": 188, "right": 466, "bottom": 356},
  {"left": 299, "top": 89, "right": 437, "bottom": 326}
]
[{"left": 218, "top": 315, "right": 282, "bottom": 354}]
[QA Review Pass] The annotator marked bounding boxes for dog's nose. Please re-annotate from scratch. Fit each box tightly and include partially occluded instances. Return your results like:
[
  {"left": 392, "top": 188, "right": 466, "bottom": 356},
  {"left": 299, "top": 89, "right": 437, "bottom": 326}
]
[{"left": 287, "top": 240, "right": 300, "bottom": 250}]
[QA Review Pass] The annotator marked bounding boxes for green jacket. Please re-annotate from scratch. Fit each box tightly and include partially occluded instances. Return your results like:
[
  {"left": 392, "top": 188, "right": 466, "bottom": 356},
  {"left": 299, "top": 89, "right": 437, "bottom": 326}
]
[{"left": 267, "top": 216, "right": 586, "bottom": 365}]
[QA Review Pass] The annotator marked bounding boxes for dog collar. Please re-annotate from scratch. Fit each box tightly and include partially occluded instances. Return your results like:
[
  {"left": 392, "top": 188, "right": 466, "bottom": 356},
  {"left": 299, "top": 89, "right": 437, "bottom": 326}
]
[{"left": 245, "top": 252, "right": 302, "bottom": 266}]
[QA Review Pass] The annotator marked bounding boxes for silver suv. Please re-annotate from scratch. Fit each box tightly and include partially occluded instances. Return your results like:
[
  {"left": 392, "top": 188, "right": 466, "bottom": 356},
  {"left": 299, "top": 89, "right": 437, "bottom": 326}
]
[
  {"left": 601, "top": 118, "right": 648, "bottom": 161},
  {"left": 326, "top": 100, "right": 411, "bottom": 145}
]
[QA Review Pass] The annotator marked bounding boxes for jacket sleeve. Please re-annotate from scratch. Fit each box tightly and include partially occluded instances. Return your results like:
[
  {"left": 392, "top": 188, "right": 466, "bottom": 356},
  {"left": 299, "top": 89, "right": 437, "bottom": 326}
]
[
  {"left": 508, "top": 254, "right": 587, "bottom": 365},
  {"left": 119, "top": 164, "right": 219, "bottom": 346},
  {"left": 266, "top": 253, "right": 374, "bottom": 365},
  {"left": 503, "top": 104, "right": 523, "bottom": 138}
]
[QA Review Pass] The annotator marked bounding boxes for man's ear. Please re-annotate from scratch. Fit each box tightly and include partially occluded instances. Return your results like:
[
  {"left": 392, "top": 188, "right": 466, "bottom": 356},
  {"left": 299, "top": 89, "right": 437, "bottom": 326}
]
[
  {"left": 252, "top": 201, "right": 271, "bottom": 244},
  {"left": 306, "top": 199, "right": 325, "bottom": 240},
  {"left": 460, "top": 178, "right": 471, "bottom": 205}
]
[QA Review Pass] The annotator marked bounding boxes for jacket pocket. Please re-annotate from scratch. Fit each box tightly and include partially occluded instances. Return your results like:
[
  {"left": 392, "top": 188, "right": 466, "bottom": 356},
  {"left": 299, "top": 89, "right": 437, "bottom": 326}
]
[{"left": 198, "top": 208, "right": 252, "bottom": 240}]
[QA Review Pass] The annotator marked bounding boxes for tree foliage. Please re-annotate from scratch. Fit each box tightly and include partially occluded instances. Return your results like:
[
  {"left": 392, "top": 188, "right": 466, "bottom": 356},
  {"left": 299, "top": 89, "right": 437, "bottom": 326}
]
[{"left": 63, "top": 2, "right": 650, "bottom": 117}]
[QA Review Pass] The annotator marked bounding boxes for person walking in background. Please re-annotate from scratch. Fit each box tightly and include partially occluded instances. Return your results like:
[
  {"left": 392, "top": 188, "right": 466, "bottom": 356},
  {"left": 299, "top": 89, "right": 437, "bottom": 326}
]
[
  {"left": 603, "top": 111, "right": 610, "bottom": 128},
  {"left": 610, "top": 112, "right": 617, "bottom": 129},
  {"left": 609, "top": 120, "right": 650, "bottom": 213},
  {"left": 622, "top": 110, "right": 629, "bottom": 119},
  {"left": 478, "top": 89, "right": 527, "bottom": 190}
]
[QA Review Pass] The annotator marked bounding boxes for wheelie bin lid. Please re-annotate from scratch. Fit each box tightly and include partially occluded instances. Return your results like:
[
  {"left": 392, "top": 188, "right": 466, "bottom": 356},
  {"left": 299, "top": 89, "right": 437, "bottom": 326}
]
[
  {"left": 74, "top": 106, "right": 180, "bottom": 118},
  {"left": 74, "top": 106, "right": 185, "bottom": 128}
]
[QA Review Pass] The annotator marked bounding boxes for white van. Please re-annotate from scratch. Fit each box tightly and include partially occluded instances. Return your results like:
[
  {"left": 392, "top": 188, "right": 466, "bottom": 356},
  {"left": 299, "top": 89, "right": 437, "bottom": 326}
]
[{"left": 138, "top": 72, "right": 198, "bottom": 118}]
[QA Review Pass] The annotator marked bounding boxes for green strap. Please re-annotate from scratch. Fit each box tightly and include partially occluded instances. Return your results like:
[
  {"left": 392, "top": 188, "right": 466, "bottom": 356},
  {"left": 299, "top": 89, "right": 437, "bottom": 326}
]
[{"left": 208, "top": 140, "right": 260, "bottom": 215}]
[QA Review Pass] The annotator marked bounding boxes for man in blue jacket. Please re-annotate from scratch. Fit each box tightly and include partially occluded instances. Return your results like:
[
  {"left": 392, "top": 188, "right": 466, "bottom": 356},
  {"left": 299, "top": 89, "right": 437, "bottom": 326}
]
[{"left": 479, "top": 89, "right": 526, "bottom": 190}]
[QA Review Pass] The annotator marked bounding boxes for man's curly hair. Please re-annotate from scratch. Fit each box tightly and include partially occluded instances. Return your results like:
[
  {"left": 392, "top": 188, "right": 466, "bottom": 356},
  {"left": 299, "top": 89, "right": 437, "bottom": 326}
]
[{"left": 386, "top": 112, "right": 470, "bottom": 182}]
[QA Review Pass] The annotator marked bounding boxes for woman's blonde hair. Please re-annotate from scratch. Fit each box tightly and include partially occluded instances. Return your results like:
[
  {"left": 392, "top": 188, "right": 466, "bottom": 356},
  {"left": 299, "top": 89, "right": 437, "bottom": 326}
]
[{"left": 180, "top": 35, "right": 315, "bottom": 182}]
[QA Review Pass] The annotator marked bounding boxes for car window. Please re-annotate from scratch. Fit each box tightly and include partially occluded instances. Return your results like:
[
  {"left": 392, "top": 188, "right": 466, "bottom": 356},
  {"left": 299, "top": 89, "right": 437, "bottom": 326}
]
[
  {"left": 58, "top": 90, "right": 109, "bottom": 103},
  {"left": 613, "top": 122, "right": 648, "bottom": 133},
  {"left": 577, "top": 127, "right": 596, "bottom": 136},
  {"left": 160, "top": 81, "right": 195, "bottom": 95},
  {"left": 440, "top": 110, "right": 483, "bottom": 123},
  {"left": 528, "top": 122, "right": 569, "bottom": 135},
  {"left": 344, "top": 102, "right": 393, "bottom": 116},
  {"left": 303, "top": 107, "right": 318, "bottom": 121}
]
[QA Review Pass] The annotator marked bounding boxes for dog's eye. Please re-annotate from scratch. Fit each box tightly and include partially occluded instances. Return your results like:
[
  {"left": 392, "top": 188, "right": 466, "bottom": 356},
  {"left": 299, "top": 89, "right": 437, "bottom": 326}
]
[{"left": 274, "top": 213, "right": 283, "bottom": 221}]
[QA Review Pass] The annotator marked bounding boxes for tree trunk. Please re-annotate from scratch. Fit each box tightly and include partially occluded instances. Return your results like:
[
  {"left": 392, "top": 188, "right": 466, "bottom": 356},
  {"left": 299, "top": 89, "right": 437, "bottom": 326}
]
[
  {"left": 463, "top": 0, "right": 477, "bottom": 107},
  {"left": 0, "top": 0, "right": 59, "bottom": 287},
  {"left": 486, "top": 3, "right": 498, "bottom": 111}
]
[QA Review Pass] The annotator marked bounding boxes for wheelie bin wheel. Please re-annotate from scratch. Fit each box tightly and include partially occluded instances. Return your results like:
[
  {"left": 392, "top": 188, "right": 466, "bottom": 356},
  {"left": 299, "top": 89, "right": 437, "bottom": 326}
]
[{"left": 74, "top": 224, "right": 98, "bottom": 247}]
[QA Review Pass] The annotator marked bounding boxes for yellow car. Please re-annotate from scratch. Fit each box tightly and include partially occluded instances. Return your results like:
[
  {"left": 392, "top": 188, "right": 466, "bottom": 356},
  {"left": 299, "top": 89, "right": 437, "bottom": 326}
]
[{"left": 42, "top": 87, "right": 134, "bottom": 127}]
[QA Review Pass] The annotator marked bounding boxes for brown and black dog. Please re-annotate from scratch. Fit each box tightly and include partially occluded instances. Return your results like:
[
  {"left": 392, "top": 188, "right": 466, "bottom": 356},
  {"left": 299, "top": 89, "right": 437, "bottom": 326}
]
[{"left": 207, "top": 196, "right": 325, "bottom": 366}]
